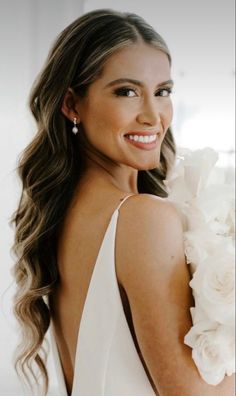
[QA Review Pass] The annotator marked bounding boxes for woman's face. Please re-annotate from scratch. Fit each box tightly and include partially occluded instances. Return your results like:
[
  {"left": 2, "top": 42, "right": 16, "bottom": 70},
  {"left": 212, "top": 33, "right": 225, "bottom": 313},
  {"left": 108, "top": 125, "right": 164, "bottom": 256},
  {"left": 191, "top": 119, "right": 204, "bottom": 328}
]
[{"left": 75, "top": 42, "right": 173, "bottom": 171}]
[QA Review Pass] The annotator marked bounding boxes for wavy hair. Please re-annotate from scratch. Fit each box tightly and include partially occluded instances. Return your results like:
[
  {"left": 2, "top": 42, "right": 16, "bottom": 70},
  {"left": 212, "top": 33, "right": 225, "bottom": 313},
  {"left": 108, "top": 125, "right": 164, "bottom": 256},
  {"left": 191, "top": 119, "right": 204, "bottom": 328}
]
[{"left": 11, "top": 8, "right": 176, "bottom": 395}]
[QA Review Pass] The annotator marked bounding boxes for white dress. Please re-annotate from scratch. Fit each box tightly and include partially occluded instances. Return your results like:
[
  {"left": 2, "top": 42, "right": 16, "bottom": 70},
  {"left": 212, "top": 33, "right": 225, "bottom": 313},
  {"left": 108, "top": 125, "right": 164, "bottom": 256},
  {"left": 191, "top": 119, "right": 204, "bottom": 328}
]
[{"left": 49, "top": 194, "right": 156, "bottom": 396}]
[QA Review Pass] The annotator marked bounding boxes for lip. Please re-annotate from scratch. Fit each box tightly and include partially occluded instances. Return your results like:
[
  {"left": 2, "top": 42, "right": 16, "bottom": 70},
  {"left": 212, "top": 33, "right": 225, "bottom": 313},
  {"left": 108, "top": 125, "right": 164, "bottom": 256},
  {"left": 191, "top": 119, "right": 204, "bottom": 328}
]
[
  {"left": 125, "top": 131, "right": 160, "bottom": 136},
  {"left": 124, "top": 133, "right": 160, "bottom": 151}
]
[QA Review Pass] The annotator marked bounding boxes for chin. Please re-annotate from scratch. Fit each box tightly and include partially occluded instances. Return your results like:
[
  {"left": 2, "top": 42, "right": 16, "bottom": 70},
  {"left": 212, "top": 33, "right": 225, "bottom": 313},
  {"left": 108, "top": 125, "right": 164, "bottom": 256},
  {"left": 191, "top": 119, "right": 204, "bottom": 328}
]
[
  {"left": 136, "top": 162, "right": 160, "bottom": 171},
  {"left": 139, "top": 156, "right": 160, "bottom": 171},
  {"left": 125, "top": 152, "right": 161, "bottom": 171},
  {"left": 144, "top": 164, "right": 160, "bottom": 171}
]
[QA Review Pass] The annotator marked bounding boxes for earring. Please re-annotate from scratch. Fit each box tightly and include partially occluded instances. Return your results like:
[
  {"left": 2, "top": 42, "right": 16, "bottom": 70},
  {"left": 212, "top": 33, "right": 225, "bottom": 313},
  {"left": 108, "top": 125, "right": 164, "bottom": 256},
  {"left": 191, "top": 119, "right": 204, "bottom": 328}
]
[{"left": 72, "top": 117, "right": 79, "bottom": 134}]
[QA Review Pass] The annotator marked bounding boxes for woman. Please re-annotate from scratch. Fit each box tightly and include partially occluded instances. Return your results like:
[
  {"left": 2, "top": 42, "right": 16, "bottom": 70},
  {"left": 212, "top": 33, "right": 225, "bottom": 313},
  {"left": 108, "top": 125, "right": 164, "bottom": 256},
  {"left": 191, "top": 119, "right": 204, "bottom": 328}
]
[{"left": 11, "top": 9, "right": 234, "bottom": 396}]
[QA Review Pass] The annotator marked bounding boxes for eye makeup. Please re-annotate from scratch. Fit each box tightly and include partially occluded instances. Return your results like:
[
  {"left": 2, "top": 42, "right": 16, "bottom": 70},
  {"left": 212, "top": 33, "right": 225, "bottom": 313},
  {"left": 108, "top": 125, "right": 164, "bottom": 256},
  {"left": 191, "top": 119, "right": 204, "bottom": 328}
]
[
  {"left": 155, "top": 87, "right": 173, "bottom": 97},
  {"left": 112, "top": 86, "right": 173, "bottom": 98},
  {"left": 113, "top": 87, "right": 138, "bottom": 97}
]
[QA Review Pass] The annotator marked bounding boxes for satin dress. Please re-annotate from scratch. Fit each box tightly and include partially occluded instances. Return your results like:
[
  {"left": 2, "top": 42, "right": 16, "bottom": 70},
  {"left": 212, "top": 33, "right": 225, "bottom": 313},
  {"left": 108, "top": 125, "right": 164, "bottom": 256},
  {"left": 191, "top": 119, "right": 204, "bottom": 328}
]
[{"left": 49, "top": 195, "right": 156, "bottom": 395}]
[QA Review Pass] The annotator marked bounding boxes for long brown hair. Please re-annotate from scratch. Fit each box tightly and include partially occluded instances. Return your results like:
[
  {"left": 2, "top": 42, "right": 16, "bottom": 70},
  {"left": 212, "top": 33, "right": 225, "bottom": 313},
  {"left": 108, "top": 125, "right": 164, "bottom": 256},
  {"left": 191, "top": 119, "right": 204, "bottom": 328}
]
[{"left": 11, "top": 8, "right": 176, "bottom": 395}]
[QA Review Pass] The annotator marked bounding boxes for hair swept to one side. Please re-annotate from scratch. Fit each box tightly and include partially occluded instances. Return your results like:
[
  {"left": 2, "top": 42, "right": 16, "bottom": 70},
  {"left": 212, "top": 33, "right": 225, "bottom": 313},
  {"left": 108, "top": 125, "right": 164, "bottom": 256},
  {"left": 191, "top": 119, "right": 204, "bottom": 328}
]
[{"left": 11, "top": 8, "right": 176, "bottom": 395}]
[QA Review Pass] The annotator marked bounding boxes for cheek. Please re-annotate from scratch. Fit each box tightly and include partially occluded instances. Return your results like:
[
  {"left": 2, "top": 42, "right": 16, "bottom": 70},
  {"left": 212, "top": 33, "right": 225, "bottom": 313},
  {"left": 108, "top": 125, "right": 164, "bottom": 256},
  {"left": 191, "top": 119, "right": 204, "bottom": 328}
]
[
  {"left": 102, "top": 99, "right": 135, "bottom": 126},
  {"left": 87, "top": 100, "right": 129, "bottom": 132}
]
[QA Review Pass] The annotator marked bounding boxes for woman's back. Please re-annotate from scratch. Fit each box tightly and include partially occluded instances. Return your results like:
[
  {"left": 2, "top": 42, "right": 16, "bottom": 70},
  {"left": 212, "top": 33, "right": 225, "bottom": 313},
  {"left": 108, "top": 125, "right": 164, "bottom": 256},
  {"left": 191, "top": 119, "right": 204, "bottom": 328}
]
[{"left": 49, "top": 188, "right": 158, "bottom": 395}]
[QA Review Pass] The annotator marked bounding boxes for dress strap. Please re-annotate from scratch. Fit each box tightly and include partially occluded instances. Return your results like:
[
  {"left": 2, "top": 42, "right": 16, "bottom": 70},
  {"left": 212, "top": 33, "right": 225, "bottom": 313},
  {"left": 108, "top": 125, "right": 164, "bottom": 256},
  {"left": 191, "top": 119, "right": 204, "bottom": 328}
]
[{"left": 116, "top": 194, "right": 136, "bottom": 211}]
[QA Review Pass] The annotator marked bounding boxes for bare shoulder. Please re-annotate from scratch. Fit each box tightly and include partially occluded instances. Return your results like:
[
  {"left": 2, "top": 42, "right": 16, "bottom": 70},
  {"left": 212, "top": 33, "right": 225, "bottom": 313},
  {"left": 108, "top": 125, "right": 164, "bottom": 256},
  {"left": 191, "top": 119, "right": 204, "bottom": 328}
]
[
  {"left": 122, "top": 192, "right": 180, "bottom": 214},
  {"left": 119, "top": 192, "right": 183, "bottom": 236},
  {"left": 116, "top": 193, "right": 184, "bottom": 287}
]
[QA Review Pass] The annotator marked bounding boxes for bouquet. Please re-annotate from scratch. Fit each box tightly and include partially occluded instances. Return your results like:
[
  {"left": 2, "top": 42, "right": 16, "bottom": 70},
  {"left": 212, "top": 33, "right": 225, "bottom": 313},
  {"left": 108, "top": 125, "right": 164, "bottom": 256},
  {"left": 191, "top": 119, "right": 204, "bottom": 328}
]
[{"left": 165, "top": 146, "right": 235, "bottom": 385}]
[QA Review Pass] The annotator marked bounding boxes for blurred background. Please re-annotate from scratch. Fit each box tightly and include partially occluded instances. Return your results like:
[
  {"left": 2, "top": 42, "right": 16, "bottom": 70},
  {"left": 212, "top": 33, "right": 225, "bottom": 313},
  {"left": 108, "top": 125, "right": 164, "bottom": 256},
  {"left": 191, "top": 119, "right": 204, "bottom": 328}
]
[{"left": 0, "top": 0, "right": 234, "bottom": 394}]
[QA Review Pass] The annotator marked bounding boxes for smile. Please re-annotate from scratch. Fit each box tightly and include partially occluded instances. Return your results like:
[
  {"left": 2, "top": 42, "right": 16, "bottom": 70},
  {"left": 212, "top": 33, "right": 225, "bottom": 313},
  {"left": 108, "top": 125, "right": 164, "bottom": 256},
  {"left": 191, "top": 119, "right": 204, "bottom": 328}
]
[
  {"left": 124, "top": 133, "right": 159, "bottom": 151},
  {"left": 126, "top": 134, "right": 157, "bottom": 143}
]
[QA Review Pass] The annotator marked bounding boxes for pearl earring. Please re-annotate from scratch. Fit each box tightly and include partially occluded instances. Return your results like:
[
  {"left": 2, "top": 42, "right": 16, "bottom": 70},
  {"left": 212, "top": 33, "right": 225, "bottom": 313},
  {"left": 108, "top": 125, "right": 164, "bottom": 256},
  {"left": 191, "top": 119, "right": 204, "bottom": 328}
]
[{"left": 72, "top": 117, "right": 79, "bottom": 134}]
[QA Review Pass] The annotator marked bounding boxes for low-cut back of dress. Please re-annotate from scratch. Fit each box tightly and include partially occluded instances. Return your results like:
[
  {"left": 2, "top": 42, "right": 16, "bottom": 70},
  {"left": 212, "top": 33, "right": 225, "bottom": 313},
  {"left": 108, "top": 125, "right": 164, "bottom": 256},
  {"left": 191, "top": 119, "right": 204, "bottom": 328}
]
[{"left": 49, "top": 194, "right": 156, "bottom": 396}]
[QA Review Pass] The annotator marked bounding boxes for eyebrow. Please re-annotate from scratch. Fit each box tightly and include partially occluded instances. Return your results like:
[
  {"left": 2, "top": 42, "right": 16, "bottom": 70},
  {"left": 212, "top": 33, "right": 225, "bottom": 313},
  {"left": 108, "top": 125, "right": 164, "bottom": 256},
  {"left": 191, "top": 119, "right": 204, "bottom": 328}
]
[{"left": 104, "top": 78, "right": 174, "bottom": 89}]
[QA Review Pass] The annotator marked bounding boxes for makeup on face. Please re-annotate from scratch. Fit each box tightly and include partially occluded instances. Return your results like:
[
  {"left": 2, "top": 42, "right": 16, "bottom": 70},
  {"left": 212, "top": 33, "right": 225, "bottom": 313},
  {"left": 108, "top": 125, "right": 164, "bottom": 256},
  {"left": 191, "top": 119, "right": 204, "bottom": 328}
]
[{"left": 76, "top": 44, "right": 173, "bottom": 169}]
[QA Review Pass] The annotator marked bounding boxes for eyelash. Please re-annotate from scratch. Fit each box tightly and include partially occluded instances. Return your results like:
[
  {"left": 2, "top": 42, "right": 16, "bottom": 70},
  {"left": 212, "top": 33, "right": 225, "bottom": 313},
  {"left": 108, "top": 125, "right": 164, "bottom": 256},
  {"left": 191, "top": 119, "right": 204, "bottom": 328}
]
[{"left": 113, "top": 87, "right": 173, "bottom": 98}]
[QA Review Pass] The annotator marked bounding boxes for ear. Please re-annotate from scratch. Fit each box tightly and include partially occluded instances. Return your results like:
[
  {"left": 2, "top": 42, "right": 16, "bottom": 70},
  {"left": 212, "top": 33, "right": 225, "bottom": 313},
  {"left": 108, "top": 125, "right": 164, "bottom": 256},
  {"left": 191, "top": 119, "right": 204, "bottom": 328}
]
[{"left": 61, "top": 88, "right": 81, "bottom": 123}]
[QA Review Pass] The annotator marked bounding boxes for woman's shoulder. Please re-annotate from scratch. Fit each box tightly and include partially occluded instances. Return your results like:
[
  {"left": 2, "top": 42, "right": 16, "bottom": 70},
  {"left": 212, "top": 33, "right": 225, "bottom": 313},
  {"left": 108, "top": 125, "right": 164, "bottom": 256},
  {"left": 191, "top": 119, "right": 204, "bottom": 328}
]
[
  {"left": 119, "top": 193, "right": 183, "bottom": 234},
  {"left": 116, "top": 193, "right": 185, "bottom": 285}
]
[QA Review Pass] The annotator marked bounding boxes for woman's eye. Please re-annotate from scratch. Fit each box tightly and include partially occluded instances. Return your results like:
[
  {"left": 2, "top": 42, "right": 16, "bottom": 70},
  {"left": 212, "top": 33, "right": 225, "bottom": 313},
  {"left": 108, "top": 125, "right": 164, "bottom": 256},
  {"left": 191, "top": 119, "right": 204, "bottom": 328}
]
[
  {"left": 156, "top": 88, "right": 172, "bottom": 97},
  {"left": 113, "top": 87, "right": 137, "bottom": 97}
]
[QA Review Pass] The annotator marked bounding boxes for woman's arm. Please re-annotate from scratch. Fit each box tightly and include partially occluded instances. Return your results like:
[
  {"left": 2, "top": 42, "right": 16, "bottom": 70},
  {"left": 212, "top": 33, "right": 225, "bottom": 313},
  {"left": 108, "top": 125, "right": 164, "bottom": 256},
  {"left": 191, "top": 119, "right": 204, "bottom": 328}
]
[{"left": 116, "top": 194, "right": 235, "bottom": 396}]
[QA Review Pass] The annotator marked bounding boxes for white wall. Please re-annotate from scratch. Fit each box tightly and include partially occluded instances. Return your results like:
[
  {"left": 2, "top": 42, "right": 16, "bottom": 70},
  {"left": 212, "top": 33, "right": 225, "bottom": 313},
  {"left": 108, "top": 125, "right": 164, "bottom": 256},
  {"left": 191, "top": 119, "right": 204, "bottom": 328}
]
[{"left": 0, "top": 0, "right": 234, "bottom": 394}]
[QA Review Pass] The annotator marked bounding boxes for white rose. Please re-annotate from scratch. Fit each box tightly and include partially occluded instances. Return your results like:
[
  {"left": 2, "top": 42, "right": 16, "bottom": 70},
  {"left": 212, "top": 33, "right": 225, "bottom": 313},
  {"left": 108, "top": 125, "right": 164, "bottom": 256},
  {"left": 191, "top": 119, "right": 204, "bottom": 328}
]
[
  {"left": 190, "top": 248, "right": 235, "bottom": 325},
  {"left": 192, "top": 183, "right": 234, "bottom": 230},
  {"left": 167, "top": 147, "right": 234, "bottom": 226},
  {"left": 184, "top": 229, "right": 210, "bottom": 272},
  {"left": 184, "top": 228, "right": 228, "bottom": 273},
  {"left": 184, "top": 203, "right": 205, "bottom": 230},
  {"left": 184, "top": 321, "right": 235, "bottom": 385},
  {"left": 167, "top": 175, "right": 192, "bottom": 211},
  {"left": 189, "top": 306, "right": 209, "bottom": 325},
  {"left": 167, "top": 147, "right": 216, "bottom": 204},
  {"left": 182, "top": 147, "right": 218, "bottom": 195}
]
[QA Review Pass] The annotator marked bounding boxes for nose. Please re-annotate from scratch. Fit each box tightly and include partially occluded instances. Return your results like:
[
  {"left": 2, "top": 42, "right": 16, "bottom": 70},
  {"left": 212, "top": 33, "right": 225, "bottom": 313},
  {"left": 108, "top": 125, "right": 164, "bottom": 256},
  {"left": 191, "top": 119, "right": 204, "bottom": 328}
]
[{"left": 136, "top": 97, "right": 161, "bottom": 126}]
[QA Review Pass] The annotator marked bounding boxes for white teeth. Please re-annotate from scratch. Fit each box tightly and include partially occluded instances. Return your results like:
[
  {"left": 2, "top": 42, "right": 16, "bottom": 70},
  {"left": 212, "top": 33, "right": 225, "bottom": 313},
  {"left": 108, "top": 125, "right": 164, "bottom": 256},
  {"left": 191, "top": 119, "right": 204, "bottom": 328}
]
[{"left": 126, "top": 134, "right": 157, "bottom": 143}]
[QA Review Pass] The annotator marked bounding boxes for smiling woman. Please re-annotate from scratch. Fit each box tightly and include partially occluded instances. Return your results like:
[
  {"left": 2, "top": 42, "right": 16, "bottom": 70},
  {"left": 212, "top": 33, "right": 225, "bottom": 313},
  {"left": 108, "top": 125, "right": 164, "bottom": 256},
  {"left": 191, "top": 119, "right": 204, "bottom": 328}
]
[
  {"left": 61, "top": 44, "right": 174, "bottom": 173},
  {"left": 10, "top": 8, "right": 234, "bottom": 396}
]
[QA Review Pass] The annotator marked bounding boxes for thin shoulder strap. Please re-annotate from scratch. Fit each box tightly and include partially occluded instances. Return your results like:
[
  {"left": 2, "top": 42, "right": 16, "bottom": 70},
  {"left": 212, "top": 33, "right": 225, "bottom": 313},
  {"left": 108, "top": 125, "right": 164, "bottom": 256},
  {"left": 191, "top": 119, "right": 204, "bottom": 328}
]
[{"left": 116, "top": 194, "right": 136, "bottom": 211}]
